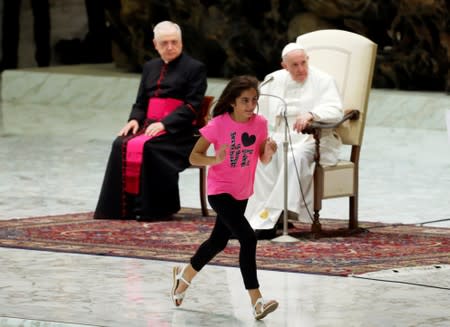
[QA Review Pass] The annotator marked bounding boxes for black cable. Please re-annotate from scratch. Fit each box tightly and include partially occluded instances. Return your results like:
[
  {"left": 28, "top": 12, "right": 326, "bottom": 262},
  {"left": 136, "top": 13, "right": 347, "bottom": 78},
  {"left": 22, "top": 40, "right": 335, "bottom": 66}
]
[
  {"left": 416, "top": 218, "right": 450, "bottom": 226},
  {"left": 282, "top": 117, "right": 450, "bottom": 228},
  {"left": 351, "top": 274, "right": 450, "bottom": 291},
  {"left": 259, "top": 92, "right": 315, "bottom": 223},
  {"left": 359, "top": 218, "right": 450, "bottom": 230},
  {"left": 263, "top": 97, "right": 449, "bottom": 292},
  {"left": 283, "top": 114, "right": 315, "bottom": 222}
]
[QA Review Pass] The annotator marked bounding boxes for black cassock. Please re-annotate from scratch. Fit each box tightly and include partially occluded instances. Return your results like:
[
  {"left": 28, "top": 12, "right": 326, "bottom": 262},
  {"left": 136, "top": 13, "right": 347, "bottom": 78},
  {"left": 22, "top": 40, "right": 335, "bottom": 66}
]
[{"left": 94, "top": 53, "right": 207, "bottom": 220}]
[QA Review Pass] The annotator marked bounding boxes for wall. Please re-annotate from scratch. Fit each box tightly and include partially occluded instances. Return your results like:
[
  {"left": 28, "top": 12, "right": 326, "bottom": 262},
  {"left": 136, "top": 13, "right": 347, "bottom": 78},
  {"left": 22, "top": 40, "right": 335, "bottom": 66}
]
[
  {"left": 0, "top": 0, "right": 88, "bottom": 68},
  {"left": 2, "top": 0, "right": 449, "bottom": 92}
]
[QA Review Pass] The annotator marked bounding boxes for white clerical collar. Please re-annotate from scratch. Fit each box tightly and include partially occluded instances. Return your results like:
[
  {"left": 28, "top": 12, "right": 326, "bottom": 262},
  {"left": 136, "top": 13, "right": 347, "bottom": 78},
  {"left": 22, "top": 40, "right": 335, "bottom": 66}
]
[{"left": 286, "top": 77, "right": 305, "bottom": 87}]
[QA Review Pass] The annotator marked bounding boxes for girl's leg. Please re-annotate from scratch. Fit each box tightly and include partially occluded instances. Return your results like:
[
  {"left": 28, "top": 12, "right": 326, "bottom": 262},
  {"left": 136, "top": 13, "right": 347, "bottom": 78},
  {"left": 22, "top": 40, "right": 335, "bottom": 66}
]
[
  {"left": 190, "top": 195, "right": 233, "bottom": 270},
  {"left": 209, "top": 193, "right": 259, "bottom": 290},
  {"left": 173, "top": 193, "right": 278, "bottom": 318},
  {"left": 208, "top": 194, "right": 279, "bottom": 319},
  {"left": 172, "top": 264, "right": 197, "bottom": 306},
  {"left": 173, "top": 194, "right": 232, "bottom": 303}
]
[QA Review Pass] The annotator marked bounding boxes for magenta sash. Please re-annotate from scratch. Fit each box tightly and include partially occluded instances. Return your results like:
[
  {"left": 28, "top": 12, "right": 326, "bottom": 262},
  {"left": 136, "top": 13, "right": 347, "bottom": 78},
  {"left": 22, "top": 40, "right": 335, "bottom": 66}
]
[{"left": 124, "top": 98, "right": 183, "bottom": 194}]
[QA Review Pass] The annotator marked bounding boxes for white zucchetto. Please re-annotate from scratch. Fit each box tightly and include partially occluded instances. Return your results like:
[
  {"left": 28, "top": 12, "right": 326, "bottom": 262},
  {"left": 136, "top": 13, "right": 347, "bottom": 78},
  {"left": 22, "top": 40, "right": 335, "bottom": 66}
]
[{"left": 281, "top": 42, "right": 305, "bottom": 58}]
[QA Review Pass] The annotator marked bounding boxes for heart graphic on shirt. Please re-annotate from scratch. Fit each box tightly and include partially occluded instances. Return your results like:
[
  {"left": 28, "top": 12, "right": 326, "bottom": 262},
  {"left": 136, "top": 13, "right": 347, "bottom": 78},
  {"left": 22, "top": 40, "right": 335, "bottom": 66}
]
[{"left": 241, "top": 132, "right": 256, "bottom": 146}]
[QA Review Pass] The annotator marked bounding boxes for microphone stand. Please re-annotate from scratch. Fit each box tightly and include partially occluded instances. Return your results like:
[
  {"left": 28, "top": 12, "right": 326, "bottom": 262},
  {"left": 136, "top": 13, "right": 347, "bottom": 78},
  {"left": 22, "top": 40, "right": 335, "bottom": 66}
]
[{"left": 260, "top": 93, "right": 299, "bottom": 243}]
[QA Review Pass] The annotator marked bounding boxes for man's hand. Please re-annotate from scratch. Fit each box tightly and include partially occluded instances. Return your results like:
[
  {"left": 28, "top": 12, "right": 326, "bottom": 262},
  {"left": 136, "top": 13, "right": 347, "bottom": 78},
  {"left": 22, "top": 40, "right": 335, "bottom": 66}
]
[
  {"left": 293, "top": 112, "right": 314, "bottom": 133},
  {"left": 145, "top": 122, "right": 165, "bottom": 136},
  {"left": 118, "top": 120, "right": 139, "bottom": 136}
]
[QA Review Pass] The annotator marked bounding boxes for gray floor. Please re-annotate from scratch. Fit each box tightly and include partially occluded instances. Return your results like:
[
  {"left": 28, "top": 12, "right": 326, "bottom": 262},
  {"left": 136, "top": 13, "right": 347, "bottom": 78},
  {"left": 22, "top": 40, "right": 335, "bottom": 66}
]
[{"left": 0, "top": 65, "right": 449, "bottom": 327}]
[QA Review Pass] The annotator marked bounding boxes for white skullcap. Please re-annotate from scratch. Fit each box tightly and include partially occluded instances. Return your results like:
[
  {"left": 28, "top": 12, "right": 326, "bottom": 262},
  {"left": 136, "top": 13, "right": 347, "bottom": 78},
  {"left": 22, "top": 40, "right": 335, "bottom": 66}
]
[{"left": 281, "top": 42, "right": 305, "bottom": 58}]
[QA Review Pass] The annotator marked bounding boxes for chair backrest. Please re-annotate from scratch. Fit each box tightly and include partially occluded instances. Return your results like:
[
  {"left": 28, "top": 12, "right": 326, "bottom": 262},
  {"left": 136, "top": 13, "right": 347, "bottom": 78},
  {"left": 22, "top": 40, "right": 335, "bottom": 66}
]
[
  {"left": 196, "top": 95, "right": 215, "bottom": 128},
  {"left": 296, "top": 30, "right": 377, "bottom": 146}
]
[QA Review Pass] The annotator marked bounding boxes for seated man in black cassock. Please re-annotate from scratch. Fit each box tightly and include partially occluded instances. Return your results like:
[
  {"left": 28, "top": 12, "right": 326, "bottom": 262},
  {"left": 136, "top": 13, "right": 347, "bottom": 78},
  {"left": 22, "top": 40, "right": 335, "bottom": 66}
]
[{"left": 94, "top": 21, "right": 207, "bottom": 221}]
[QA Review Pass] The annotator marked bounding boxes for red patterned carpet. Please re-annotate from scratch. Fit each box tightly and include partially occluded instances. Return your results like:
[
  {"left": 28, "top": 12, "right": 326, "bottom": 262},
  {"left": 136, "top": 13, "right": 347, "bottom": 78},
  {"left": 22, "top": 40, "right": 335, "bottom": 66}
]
[{"left": 0, "top": 208, "right": 449, "bottom": 276}]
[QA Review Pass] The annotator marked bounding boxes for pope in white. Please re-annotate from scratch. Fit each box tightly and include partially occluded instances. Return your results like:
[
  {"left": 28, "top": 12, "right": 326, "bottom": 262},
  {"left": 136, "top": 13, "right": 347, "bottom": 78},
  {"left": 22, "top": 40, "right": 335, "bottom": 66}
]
[{"left": 245, "top": 42, "right": 343, "bottom": 230}]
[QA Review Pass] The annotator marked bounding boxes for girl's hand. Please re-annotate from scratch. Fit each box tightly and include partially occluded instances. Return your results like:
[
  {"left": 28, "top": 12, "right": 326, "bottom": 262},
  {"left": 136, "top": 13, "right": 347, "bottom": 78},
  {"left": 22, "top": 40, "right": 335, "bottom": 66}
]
[
  {"left": 215, "top": 144, "right": 228, "bottom": 164},
  {"left": 260, "top": 137, "right": 277, "bottom": 164},
  {"left": 264, "top": 137, "right": 277, "bottom": 156}
]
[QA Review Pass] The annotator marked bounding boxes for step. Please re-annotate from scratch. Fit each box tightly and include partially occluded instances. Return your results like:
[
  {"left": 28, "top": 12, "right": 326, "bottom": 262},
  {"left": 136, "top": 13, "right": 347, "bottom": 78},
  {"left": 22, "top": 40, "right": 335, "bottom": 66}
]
[{"left": 1, "top": 64, "right": 449, "bottom": 130}]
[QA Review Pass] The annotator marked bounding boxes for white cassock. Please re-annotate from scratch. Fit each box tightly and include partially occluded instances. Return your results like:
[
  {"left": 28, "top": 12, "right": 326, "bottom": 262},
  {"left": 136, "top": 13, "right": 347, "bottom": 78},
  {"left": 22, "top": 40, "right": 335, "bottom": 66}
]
[{"left": 245, "top": 66, "right": 344, "bottom": 229}]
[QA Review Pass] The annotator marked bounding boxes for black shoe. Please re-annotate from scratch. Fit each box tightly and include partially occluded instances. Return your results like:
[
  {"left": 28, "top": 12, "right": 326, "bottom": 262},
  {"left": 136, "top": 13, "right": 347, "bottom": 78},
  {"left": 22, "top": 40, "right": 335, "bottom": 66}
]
[
  {"left": 255, "top": 228, "right": 277, "bottom": 240},
  {"left": 276, "top": 221, "right": 295, "bottom": 229}
]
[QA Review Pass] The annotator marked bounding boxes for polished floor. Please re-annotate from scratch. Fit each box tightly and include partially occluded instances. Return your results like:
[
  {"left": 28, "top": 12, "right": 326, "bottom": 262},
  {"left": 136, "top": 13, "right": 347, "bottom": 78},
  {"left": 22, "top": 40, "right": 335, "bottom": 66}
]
[{"left": 0, "top": 66, "right": 449, "bottom": 327}]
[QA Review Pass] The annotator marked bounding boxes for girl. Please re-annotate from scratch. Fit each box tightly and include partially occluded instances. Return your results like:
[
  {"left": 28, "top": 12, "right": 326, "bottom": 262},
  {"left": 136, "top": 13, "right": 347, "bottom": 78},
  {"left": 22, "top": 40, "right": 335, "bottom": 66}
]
[{"left": 171, "top": 75, "right": 279, "bottom": 320}]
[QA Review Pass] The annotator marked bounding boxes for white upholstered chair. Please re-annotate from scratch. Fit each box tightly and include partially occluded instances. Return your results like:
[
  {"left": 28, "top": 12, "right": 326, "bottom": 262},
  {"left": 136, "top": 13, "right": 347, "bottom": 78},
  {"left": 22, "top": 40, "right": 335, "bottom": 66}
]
[{"left": 296, "top": 29, "right": 377, "bottom": 233}]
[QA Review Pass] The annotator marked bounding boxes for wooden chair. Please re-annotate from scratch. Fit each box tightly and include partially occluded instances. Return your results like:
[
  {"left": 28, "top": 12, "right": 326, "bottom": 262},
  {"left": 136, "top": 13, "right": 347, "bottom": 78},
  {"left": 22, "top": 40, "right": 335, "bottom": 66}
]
[
  {"left": 296, "top": 30, "right": 377, "bottom": 233},
  {"left": 188, "top": 95, "right": 214, "bottom": 216}
]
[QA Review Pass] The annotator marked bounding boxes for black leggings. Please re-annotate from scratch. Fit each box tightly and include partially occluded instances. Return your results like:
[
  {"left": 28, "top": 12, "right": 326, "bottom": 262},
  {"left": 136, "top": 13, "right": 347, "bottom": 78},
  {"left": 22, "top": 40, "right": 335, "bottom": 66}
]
[{"left": 190, "top": 193, "right": 259, "bottom": 290}]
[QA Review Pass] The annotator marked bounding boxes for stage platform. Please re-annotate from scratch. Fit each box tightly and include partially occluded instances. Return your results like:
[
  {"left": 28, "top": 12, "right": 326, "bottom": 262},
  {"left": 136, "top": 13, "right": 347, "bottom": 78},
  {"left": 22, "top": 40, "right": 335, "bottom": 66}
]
[
  {"left": 1, "top": 64, "right": 449, "bottom": 225},
  {"left": 0, "top": 63, "right": 449, "bottom": 327}
]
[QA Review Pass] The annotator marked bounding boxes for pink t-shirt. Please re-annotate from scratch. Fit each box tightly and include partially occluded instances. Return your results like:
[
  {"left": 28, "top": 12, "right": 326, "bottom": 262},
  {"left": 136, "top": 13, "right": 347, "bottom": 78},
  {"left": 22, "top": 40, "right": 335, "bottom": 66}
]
[{"left": 200, "top": 112, "right": 268, "bottom": 200}]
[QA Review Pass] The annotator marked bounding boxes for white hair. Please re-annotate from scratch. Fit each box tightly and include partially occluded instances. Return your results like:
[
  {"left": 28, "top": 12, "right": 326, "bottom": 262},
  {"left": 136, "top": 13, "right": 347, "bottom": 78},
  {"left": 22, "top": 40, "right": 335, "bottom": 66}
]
[{"left": 153, "top": 21, "right": 182, "bottom": 40}]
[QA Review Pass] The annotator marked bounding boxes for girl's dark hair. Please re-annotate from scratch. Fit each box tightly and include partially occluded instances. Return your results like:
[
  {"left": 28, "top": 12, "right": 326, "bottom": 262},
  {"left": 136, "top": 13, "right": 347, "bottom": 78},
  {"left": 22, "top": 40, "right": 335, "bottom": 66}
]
[{"left": 212, "top": 75, "right": 260, "bottom": 117}]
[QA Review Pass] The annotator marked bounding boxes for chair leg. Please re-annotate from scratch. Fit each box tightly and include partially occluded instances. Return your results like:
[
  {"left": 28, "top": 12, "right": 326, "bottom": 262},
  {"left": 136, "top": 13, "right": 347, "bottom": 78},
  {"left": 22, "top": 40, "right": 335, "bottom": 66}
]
[
  {"left": 311, "top": 195, "right": 322, "bottom": 233},
  {"left": 311, "top": 164, "right": 323, "bottom": 233},
  {"left": 199, "top": 166, "right": 208, "bottom": 216},
  {"left": 311, "top": 209, "right": 322, "bottom": 233},
  {"left": 349, "top": 195, "right": 358, "bottom": 229}
]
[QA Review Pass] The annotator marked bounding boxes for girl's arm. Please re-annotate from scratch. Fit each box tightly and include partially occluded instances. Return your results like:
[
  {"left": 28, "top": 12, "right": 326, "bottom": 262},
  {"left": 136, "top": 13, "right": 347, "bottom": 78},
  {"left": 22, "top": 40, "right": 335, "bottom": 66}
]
[
  {"left": 259, "top": 137, "right": 277, "bottom": 164},
  {"left": 190, "top": 136, "right": 227, "bottom": 166}
]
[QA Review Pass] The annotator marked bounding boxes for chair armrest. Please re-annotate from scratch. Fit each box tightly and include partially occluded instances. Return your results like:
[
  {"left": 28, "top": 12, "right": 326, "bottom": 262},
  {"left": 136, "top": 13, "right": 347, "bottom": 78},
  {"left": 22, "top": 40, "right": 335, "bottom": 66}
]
[{"left": 303, "top": 109, "right": 360, "bottom": 134}]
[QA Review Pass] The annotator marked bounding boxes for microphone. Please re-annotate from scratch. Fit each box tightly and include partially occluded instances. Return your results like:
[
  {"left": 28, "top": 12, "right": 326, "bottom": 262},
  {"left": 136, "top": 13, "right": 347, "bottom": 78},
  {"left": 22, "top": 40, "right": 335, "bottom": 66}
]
[
  {"left": 258, "top": 92, "right": 298, "bottom": 242},
  {"left": 259, "top": 75, "right": 274, "bottom": 89}
]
